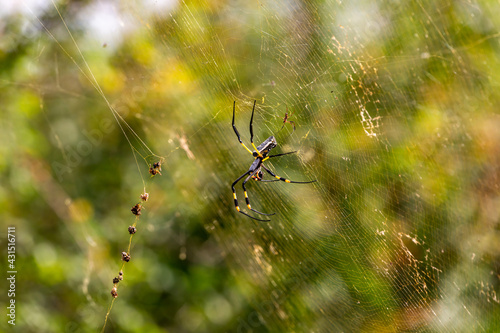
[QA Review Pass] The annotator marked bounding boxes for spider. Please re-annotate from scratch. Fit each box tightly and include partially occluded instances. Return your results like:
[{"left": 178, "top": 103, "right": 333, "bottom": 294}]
[
  {"left": 231, "top": 100, "right": 316, "bottom": 221},
  {"left": 278, "top": 106, "right": 296, "bottom": 132}
]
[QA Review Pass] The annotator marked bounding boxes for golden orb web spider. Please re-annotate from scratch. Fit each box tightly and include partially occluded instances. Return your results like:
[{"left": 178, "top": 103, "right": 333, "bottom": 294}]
[{"left": 231, "top": 100, "right": 317, "bottom": 222}]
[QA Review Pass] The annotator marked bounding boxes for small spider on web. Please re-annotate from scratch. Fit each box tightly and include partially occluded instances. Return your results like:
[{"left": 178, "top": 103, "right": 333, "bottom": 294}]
[{"left": 278, "top": 106, "right": 296, "bottom": 133}]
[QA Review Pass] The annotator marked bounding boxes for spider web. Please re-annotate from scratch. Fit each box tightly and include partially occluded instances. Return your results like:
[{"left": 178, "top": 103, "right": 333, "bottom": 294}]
[{"left": 4, "top": 0, "right": 499, "bottom": 332}]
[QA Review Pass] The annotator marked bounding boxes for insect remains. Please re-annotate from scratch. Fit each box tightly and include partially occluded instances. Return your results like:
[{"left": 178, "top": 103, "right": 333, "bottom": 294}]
[
  {"left": 149, "top": 161, "right": 162, "bottom": 176},
  {"left": 131, "top": 203, "right": 142, "bottom": 216},
  {"left": 121, "top": 252, "right": 131, "bottom": 262}
]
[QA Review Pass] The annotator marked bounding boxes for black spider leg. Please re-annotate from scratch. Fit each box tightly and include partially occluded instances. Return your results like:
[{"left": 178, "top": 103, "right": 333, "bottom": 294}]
[
  {"left": 232, "top": 171, "right": 271, "bottom": 222},
  {"left": 251, "top": 172, "right": 280, "bottom": 182},
  {"left": 242, "top": 170, "right": 276, "bottom": 216},
  {"left": 249, "top": 100, "right": 261, "bottom": 154},
  {"left": 232, "top": 101, "right": 254, "bottom": 155},
  {"left": 257, "top": 151, "right": 298, "bottom": 182},
  {"left": 257, "top": 179, "right": 281, "bottom": 182},
  {"left": 266, "top": 151, "right": 297, "bottom": 159},
  {"left": 261, "top": 165, "right": 317, "bottom": 184}
]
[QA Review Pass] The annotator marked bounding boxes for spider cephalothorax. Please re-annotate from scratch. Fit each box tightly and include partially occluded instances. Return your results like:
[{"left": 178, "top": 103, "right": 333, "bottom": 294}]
[{"left": 231, "top": 100, "right": 316, "bottom": 221}]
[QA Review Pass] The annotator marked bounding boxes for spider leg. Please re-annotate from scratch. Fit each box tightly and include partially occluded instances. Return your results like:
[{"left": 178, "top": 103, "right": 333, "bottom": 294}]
[
  {"left": 263, "top": 151, "right": 297, "bottom": 161},
  {"left": 289, "top": 120, "right": 296, "bottom": 132},
  {"left": 261, "top": 165, "right": 317, "bottom": 184},
  {"left": 251, "top": 174, "right": 280, "bottom": 182},
  {"left": 232, "top": 171, "right": 271, "bottom": 222},
  {"left": 242, "top": 171, "right": 276, "bottom": 216},
  {"left": 249, "top": 100, "right": 261, "bottom": 155},
  {"left": 232, "top": 101, "right": 254, "bottom": 155},
  {"left": 251, "top": 172, "right": 280, "bottom": 182}
]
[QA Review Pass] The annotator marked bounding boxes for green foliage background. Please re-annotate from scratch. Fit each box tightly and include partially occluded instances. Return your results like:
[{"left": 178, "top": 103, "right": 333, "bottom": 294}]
[{"left": 1, "top": 0, "right": 499, "bottom": 332}]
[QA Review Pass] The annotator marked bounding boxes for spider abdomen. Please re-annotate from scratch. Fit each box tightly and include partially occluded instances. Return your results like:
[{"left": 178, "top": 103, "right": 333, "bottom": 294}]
[{"left": 256, "top": 136, "right": 277, "bottom": 156}]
